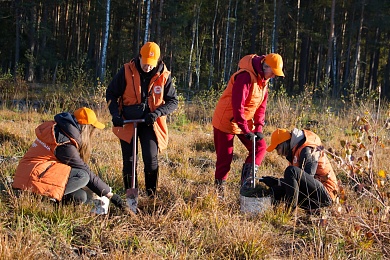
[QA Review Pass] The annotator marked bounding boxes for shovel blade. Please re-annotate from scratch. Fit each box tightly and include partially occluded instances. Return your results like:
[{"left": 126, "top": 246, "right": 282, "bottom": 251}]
[{"left": 126, "top": 188, "right": 138, "bottom": 214}]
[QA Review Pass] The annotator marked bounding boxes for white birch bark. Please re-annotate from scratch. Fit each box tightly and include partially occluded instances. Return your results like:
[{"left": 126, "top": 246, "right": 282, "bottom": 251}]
[
  {"left": 100, "top": 0, "right": 110, "bottom": 82},
  {"left": 208, "top": 0, "right": 218, "bottom": 88},
  {"left": 144, "top": 0, "right": 151, "bottom": 43}
]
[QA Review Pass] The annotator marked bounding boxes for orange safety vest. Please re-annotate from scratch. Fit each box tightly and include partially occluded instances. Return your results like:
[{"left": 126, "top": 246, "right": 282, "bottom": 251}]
[
  {"left": 212, "top": 54, "right": 268, "bottom": 134},
  {"left": 112, "top": 61, "right": 171, "bottom": 151},
  {"left": 291, "top": 130, "right": 339, "bottom": 200},
  {"left": 12, "top": 121, "right": 78, "bottom": 201}
]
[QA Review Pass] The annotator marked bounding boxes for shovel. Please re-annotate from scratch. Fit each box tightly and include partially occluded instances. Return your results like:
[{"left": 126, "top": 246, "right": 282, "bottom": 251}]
[
  {"left": 240, "top": 135, "right": 272, "bottom": 215},
  {"left": 251, "top": 135, "right": 256, "bottom": 189},
  {"left": 123, "top": 119, "right": 145, "bottom": 214}
]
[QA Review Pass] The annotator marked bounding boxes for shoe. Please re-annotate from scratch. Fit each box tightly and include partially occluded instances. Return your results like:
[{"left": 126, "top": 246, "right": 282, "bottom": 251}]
[
  {"left": 240, "top": 163, "right": 258, "bottom": 189},
  {"left": 110, "top": 193, "right": 134, "bottom": 215}
]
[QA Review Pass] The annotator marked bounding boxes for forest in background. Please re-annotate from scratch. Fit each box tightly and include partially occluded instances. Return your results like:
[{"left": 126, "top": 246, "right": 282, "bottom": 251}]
[{"left": 1, "top": 0, "right": 390, "bottom": 101}]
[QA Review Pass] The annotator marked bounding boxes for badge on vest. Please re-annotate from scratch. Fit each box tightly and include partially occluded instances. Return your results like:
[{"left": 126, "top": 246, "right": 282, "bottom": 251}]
[
  {"left": 293, "top": 155, "right": 298, "bottom": 164},
  {"left": 154, "top": 86, "right": 162, "bottom": 94}
]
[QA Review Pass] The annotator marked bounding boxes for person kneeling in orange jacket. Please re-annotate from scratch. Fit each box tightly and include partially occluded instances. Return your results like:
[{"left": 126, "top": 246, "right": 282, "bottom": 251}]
[
  {"left": 13, "top": 107, "right": 130, "bottom": 214},
  {"left": 261, "top": 128, "right": 339, "bottom": 212}
]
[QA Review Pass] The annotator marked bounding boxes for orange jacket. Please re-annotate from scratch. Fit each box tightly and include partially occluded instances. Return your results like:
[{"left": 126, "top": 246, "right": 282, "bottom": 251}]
[
  {"left": 12, "top": 121, "right": 77, "bottom": 201},
  {"left": 212, "top": 55, "right": 268, "bottom": 134},
  {"left": 112, "top": 61, "right": 171, "bottom": 151},
  {"left": 291, "top": 130, "right": 339, "bottom": 200}
]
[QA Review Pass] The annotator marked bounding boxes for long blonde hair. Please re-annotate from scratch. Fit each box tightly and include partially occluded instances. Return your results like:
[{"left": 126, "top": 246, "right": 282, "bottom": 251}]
[{"left": 79, "top": 124, "right": 96, "bottom": 162}]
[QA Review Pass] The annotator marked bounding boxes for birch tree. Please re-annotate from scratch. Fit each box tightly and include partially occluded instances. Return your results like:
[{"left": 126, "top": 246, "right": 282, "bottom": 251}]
[
  {"left": 227, "top": 0, "right": 239, "bottom": 77},
  {"left": 144, "top": 0, "right": 151, "bottom": 43},
  {"left": 352, "top": 0, "right": 365, "bottom": 101},
  {"left": 292, "top": 0, "right": 300, "bottom": 84},
  {"left": 100, "top": 0, "right": 111, "bottom": 82},
  {"left": 208, "top": 0, "right": 218, "bottom": 88},
  {"left": 223, "top": 0, "right": 232, "bottom": 82},
  {"left": 325, "top": 0, "right": 335, "bottom": 94},
  {"left": 13, "top": 0, "right": 21, "bottom": 79},
  {"left": 187, "top": 4, "right": 197, "bottom": 91}
]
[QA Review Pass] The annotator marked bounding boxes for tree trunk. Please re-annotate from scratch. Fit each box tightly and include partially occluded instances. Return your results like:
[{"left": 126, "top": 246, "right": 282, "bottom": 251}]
[
  {"left": 135, "top": 0, "right": 142, "bottom": 55},
  {"left": 13, "top": 0, "right": 21, "bottom": 79},
  {"left": 367, "top": 28, "right": 380, "bottom": 95},
  {"left": 298, "top": 34, "right": 310, "bottom": 93},
  {"left": 208, "top": 0, "right": 218, "bottom": 88},
  {"left": 223, "top": 0, "right": 232, "bottom": 82},
  {"left": 37, "top": 3, "right": 48, "bottom": 82},
  {"left": 227, "top": 0, "right": 238, "bottom": 77},
  {"left": 157, "top": 0, "right": 163, "bottom": 43},
  {"left": 26, "top": 2, "right": 37, "bottom": 82},
  {"left": 325, "top": 0, "right": 335, "bottom": 94},
  {"left": 144, "top": 0, "right": 151, "bottom": 43},
  {"left": 250, "top": 0, "right": 259, "bottom": 53},
  {"left": 187, "top": 4, "right": 197, "bottom": 92},
  {"left": 352, "top": 0, "right": 365, "bottom": 102},
  {"left": 100, "top": 0, "right": 111, "bottom": 83},
  {"left": 292, "top": 0, "right": 300, "bottom": 85},
  {"left": 195, "top": 4, "right": 202, "bottom": 90},
  {"left": 384, "top": 32, "right": 390, "bottom": 99}
]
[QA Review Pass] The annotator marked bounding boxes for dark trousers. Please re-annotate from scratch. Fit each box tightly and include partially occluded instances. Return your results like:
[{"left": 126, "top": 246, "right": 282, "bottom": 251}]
[
  {"left": 63, "top": 168, "right": 89, "bottom": 204},
  {"left": 120, "top": 123, "right": 159, "bottom": 190},
  {"left": 272, "top": 166, "right": 332, "bottom": 210}
]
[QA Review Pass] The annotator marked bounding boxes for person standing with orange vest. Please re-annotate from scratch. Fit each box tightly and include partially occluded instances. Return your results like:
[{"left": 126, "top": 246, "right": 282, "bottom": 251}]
[
  {"left": 106, "top": 42, "right": 178, "bottom": 199},
  {"left": 212, "top": 53, "right": 285, "bottom": 197},
  {"left": 12, "top": 107, "right": 130, "bottom": 213},
  {"left": 262, "top": 128, "right": 339, "bottom": 212}
]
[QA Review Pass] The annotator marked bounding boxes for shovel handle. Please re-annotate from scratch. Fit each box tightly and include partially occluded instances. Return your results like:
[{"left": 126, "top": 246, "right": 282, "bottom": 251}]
[
  {"left": 123, "top": 119, "right": 145, "bottom": 189},
  {"left": 123, "top": 119, "right": 145, "bottom": 124},
  {"left": 251, "top": 136, "right": 256, "bottom": 189}
]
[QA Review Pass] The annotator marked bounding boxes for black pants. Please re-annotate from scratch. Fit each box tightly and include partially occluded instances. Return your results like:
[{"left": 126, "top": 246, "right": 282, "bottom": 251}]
[
  {"left": 63, "top": 168, "right": 89, "bottom": 204},
  {"left": 120, "top": 122, "right": 159, "bottom": 190},
  {"left": 272, "top": 166, "right": 332, "bottom": 210}
]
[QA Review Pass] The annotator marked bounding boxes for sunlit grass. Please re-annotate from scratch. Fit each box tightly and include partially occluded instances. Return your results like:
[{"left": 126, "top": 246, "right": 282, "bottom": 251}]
[{"left": 1, "top": 92, "right": 390, "bottom": 258}]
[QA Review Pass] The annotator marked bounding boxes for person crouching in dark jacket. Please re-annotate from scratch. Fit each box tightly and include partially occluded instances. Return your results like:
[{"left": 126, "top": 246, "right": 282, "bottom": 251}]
[{"left": 12, "top": 107, "right": 130, "bottom": 214}]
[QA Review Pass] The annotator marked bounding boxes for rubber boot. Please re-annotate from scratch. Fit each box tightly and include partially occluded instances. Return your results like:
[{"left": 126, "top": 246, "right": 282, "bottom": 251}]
[
  {"left": 214, "top": 179, "right": 226, "bottom": 199},
  {"left": 240, "top": 163, "right": 258, "bottom": 189},
  {"left": 145, "top": 168, "right": 159, "bottom": 197}
]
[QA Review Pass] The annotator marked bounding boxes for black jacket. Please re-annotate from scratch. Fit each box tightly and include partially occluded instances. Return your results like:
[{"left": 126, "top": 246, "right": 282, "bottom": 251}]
[
  {"left": 106, "top": 57, "right": 178, "bottom": 118},
  {"left": 53, "top": 112, "right": 111, "bottom": 196}
]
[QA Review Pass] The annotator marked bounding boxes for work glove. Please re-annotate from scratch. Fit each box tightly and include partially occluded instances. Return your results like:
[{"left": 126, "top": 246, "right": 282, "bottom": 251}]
[
  {"left": 244, "top": 132, "right": 256, "bottom": 141},
  {"left": 144, "top": 112, "right": 158, "bottom": 126},
  {"left": 254, "top": 132, "right": 264, "bottom": 141},
  {"left": 110, "top": 194, "right": 132, "bottom": 214},
  {"left": 112, "top": 115, "right": 124, "bottom": 127},
  {"left": 259, "top": 176, "right": 280, "bottom": 187}
]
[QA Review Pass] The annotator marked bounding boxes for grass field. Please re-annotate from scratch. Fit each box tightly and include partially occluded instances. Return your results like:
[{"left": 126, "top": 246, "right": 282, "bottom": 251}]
[{"left": 0, "top": 87, "right": 390, "bottom": 259}]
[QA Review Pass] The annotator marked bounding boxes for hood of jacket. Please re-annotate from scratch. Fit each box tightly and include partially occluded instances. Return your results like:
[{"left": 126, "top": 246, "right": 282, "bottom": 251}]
[
  {"left": 53, "top": 112, "right": 82, "bottom": 146},
  {"left": 290, "top": 128, "right": 304, "bottom": 149},
  {"left": 237, "top": 54, "right": 266, "bottom": 77}
]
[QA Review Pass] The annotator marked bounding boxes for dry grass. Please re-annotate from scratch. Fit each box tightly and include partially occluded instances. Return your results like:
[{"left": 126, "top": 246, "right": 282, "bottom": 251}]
[{"left": 1, "top": 95, "right": 390, "bottom": 259}]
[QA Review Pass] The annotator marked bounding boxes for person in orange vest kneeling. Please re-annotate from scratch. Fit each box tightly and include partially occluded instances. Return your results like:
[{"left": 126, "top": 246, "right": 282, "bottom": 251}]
[
  {"left": 261, "top": 128, "right": 339, "bottom": 213},
  {"left": 12, "top": 107, "right": 130, "bottom": 214}
]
